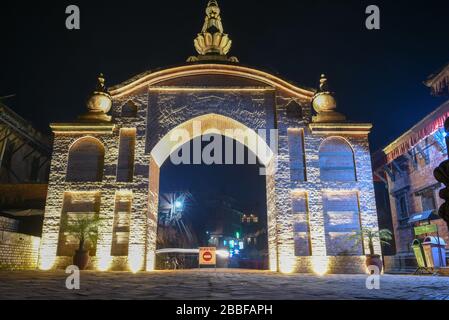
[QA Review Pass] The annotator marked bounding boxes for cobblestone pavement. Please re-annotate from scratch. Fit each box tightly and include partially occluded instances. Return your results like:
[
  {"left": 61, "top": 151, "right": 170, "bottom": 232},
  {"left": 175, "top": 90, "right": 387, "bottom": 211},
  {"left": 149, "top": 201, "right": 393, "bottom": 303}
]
[{"left": 0, "top": 269, "right": 448, "bottom": 300}]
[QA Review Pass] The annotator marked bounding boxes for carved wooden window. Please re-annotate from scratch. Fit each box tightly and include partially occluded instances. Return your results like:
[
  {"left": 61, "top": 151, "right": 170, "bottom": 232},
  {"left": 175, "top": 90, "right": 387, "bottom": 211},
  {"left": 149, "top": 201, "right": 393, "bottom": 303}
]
[
  {"left": 393, "top": 188, "right": 410, "bottom": 226},
  {"left": 420, "top": 189, "right": 436, "bottom": 212}
]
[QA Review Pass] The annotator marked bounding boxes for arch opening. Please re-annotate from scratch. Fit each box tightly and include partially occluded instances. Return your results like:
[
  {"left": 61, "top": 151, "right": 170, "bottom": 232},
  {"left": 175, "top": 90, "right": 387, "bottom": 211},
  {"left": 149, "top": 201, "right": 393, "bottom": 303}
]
[
  {"left": 156, "top": 134, "right": 269, "bottom": 270},
  {"left": 146, "top": 114, "right": 278, "bottom": 272}
]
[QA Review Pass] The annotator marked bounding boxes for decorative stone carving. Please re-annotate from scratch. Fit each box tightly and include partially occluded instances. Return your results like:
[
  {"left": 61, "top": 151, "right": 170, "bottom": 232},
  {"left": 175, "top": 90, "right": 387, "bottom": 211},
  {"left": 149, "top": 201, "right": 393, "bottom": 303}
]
[{"left": 187, "top": 0, "right": 239, "bottom": 63}]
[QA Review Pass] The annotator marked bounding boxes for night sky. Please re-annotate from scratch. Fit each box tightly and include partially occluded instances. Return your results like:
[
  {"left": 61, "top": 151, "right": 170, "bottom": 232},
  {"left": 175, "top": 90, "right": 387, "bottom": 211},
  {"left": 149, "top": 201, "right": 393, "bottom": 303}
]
[{"left": 1, "top": 0, "right": 448, "bottom": 151}]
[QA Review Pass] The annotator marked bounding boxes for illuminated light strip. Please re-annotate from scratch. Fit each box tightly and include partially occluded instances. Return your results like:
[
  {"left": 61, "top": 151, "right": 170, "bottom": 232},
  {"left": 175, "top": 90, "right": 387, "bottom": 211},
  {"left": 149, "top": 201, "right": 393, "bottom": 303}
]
[
  {"left": 309, "top": 131, "right": 372, "bottom": 135},
  {"left": 309, "top": 124, "right": 373, "bottom": 128},
  {"left": 109, "top": 64, "right": 315, "bottom": 99},
  {"left": 50, "top": 123, "right": 116, "bottom": 134},
  {"left": 322, "top": 189, "right": 360, "bottom": 195},
  {"left": 147, "top": 86, "right": 275, "bottom": 92},
  {"left": 309, "top": 123, "right": 373, "bottom": 135},
  {"left": 310, "top": 126, "right": 373, "bottom": 129},
  {"left": 52, "top": 131, "right": 114, "bottom": 135},
  {"left": 290, "top": 189, "right": 309, "bottom": 195}
]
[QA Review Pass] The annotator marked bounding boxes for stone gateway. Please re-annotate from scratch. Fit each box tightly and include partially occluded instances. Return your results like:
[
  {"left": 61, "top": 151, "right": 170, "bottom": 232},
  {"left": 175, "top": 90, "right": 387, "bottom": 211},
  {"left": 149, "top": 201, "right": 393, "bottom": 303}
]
[{"left": 39, "top": 0, "right": 380, "bottom": 274}]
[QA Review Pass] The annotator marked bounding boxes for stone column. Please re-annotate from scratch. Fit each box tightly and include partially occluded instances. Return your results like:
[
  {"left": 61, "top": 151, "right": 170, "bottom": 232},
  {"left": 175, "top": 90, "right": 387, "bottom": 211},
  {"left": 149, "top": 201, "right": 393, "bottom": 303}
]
[{"left": 145, "top": 156, "right": 160, "bottom": 271}]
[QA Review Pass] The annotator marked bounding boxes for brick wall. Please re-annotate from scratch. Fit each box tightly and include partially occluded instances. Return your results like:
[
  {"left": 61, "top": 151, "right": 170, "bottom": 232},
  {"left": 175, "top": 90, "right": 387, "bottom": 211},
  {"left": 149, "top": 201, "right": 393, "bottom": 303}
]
[
  {"left": 0, "top": 231, "right": 41, "bottom": 270},
  {"left": 0, "top": 216, "right": 19, "bottom": 232}
]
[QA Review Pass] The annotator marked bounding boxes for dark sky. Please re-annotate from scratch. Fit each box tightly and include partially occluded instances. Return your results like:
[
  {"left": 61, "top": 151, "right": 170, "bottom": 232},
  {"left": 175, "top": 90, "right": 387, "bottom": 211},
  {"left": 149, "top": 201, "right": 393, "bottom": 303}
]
[
  {"left": 160, "top": 135, "right": 266, "bottom": 209},
  {"left": 1, "top": 0, "right": 448, "bottom": 151}
]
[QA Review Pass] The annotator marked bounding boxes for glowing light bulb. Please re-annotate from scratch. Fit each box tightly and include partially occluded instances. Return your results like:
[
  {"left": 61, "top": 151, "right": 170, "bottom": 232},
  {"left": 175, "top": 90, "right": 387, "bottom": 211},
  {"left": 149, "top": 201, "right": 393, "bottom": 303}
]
[{"left": 174, "top": 201, "right": 183, "bottom": 209}]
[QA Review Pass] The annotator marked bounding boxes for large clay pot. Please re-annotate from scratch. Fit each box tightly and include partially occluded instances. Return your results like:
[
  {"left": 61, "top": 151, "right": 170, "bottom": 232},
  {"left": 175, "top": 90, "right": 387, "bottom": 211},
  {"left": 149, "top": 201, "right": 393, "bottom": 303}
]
[
  {"left": 366, "top": 254, "right": 383, "bottom": 274},
  {"left": 73, "top": 250, "right": 90, "bottom": 270}
]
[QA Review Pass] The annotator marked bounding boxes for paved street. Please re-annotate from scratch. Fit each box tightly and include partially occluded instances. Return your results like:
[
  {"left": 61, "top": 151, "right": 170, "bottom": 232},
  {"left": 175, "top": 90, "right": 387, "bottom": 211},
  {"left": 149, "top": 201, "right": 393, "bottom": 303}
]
[{"left": 0, "top": 269, "right": 448, "bottom": 300}]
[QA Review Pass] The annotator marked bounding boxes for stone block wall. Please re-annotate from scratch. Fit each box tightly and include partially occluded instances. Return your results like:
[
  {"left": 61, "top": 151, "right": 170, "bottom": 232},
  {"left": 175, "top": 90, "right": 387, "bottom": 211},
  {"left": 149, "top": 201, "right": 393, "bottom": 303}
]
[
  {"left": 275, "top": 89, "right": 380, "bottom": 274},
  {"left": 0, "top": 231, "right": 40, "bottom": 270}
]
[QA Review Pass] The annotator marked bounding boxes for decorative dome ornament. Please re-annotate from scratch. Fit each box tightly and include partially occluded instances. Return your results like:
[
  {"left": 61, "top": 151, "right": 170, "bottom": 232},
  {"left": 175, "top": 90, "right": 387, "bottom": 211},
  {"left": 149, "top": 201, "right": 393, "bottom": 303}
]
[
  {"left": 78, "top": 73, "right": 112, "bottom": 122},
  {"left": 312, "top": 74, "right": 346, "bottom": 123},
  {"left": 187, "top": 0, "right": 239, "bottom": 63}
]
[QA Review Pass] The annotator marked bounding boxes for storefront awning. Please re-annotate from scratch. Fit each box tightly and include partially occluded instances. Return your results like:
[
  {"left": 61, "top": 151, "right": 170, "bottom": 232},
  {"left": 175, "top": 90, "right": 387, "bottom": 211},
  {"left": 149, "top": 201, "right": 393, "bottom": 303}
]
[{"left": 408, "top": 210, "right": 438, "bottom": 224}]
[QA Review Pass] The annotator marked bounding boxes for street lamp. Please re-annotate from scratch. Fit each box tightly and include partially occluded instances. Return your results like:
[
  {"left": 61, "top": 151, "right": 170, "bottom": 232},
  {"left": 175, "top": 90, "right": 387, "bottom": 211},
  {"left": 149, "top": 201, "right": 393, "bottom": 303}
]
[{"left": 174, "top": 200, "right": 183, "bottom": 210}]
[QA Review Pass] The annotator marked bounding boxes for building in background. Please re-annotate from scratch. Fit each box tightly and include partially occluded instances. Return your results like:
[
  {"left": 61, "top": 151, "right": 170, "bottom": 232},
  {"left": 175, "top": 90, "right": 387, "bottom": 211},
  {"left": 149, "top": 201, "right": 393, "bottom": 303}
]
[
  {"left": 240, "top": 212, "right": 268, "bottom": 269},
  {"left": 0, "top": 101, "right": 51, "bottom": 235},
  {"left": 373, "top": 62, "right": 449, "bottom": 272},
  {"left": 0, "top": 102, "right": 51, "bottom": 184},
  {"left": 425, "top": 63, "right": 449, "bottom": 97},
  {"left": 0, "top": 101, "right": 51, "bottom": 269},
  {"left": 203, "top": 195, "right": 268, "bottom": 269},
  {"left": 156, "top": 190, "right": 268, "bottom": 270}
]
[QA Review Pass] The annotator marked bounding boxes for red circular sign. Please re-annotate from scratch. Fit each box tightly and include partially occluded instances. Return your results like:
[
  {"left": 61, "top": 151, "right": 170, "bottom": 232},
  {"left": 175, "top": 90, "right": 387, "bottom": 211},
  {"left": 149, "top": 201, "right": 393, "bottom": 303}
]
[{"left": 203, "top": 251, "right": 212, "bottom": 262}]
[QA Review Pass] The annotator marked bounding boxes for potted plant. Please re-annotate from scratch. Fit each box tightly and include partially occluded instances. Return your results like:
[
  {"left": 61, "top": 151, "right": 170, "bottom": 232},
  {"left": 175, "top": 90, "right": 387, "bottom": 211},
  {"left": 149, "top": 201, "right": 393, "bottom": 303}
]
[
  {"left": 62, "top": 214, "right": 102, "bottom": 270},
  {"left": 348, "top": 228, "right": 393, "bottom": 274}
]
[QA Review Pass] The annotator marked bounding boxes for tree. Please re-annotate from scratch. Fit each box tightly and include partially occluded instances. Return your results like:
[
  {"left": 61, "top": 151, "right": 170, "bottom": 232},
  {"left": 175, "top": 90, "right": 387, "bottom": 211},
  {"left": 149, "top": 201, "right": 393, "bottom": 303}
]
[
  {"left": 61, "top": 214, "right": 102, "bottom": 252},
  {"left": 348, "top": 228, "right": 393, "bottom": 256}
]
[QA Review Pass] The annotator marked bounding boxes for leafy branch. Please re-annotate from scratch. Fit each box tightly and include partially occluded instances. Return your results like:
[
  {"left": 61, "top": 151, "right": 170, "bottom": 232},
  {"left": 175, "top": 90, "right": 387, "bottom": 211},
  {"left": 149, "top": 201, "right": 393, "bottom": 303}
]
[
  {"left": 348, "top": 228, "right": 393, "bottom": 256},
  {"left": 61, "top": 214, "right": 103, "bottom": 252}
]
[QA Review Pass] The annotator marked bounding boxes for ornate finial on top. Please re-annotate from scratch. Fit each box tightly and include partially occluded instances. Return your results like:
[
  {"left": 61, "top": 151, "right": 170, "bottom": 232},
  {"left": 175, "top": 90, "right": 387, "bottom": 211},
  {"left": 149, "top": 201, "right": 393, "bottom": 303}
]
[
  {"left": 187, "top": 0, "right": 239, "bottom": 63},
  {"left": 78, "top": 73, "right": 112, "bottom": 123},
  {"left": 202, "top": 0, "right": 223, "bottom": 34},
  {"left": 96, "top": 73, "right": 106, "bottom": 92},
  {"left": 312, "top": 74, "right": 346, "bottom": 123},
  {"left": 319, "top": 74, "right": 329, "bottom": 92}
]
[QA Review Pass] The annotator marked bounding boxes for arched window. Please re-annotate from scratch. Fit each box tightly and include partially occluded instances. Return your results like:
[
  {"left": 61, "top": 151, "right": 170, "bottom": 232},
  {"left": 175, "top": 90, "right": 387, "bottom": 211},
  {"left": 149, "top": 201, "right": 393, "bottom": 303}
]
[
  {"left": 286, "top": 100, "right": 303, "bottom": 119},
  {"left": 319, "top": 137, "right": 356, "bottom": 181},
  {"left": 121, "top": 100, "right": 137, "bottom": 118},
  {"left": 66, "top": 137, "right": 105, "bottom": 182}
]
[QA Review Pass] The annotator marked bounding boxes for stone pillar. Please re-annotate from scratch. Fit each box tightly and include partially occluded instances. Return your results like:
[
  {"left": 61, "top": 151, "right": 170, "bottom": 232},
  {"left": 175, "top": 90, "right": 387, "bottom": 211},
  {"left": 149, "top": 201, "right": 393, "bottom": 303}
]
[
  {"left": 127, "top": 188, "right": 148, "bottom": 273},
  {"left": 95, "top": 189, "right": 115, "bottom": 271},
  {"left": 353, "top": 136, "right": 381, "bottom": 255},
  {"left": 145, "top": 156, "right": 160, "bottom": 271},
  {"left": 304, "top": 133, "right": 327, "bottom": 258},
  {"left": 265, "top": 159, "right": 278, "bottom": 272},
  {"left": 274, "top": 133, "right": 296, "bottom": 273},
  {"left": 38, "top": 135, "right": 70, "bottom": 270}
]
